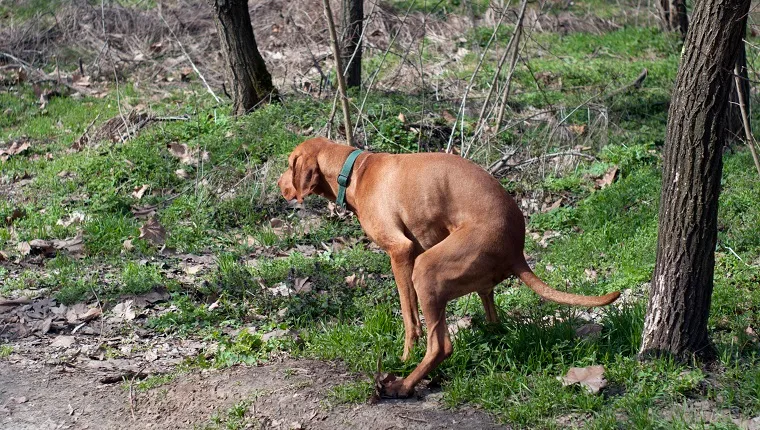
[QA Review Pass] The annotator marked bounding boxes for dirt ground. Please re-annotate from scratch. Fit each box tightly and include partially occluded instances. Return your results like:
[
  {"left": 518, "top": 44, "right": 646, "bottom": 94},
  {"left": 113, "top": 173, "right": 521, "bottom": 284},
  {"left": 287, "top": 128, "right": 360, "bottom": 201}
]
[{"left": 0, "top": 358, "right": 507, "bottom": 430}]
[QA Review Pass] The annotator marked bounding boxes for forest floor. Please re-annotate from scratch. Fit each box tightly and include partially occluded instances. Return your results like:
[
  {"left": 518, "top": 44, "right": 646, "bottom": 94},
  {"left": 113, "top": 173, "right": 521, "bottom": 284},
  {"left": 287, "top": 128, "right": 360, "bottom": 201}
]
[{"left": 2, "top": 0, "right": 760, "bottom": 428}]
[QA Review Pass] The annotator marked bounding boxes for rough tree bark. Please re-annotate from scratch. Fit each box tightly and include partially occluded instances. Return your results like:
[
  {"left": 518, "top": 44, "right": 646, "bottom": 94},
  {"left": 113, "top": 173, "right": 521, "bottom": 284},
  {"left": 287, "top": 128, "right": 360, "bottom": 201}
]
[
  {"left": 341, "top": 0, "right": 363, "bottom": 88},
  {"left": 727, "top": 23, "right": 750, "bottom": 141},
  {"left": 640, "top": 0, "right": 751, "bottom": 361},
  {"left": 212, "top": 0, "right": 278, "bottom": 115},
  {"left": 658, "top": 0, "right": 689, "bottom": 38}
]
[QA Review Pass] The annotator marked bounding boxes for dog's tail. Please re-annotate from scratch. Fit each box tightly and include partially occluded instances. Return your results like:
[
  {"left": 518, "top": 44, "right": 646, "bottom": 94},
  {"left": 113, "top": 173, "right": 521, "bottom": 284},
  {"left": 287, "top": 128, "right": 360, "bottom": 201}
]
[{"left": 515, "top": 263, "right": 620, "bottom": 307}]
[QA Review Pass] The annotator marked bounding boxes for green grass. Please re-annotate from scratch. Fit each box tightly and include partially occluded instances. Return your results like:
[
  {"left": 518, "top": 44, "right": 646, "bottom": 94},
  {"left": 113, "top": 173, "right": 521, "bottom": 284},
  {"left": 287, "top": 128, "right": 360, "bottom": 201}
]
[{"left": 2, "top": 8, "right": 759, "bottom": 429}]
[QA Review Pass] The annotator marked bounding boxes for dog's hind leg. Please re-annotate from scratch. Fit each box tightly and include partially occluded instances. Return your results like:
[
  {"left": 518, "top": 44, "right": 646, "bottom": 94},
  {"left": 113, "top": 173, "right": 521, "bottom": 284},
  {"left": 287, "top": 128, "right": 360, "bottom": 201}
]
[
  {"left": 387, "top": 239, "right": 422, "bottom": 361},
  {"left": 478, "top": 289, "right": 499, "bottom": 323},
  {"left": 381, "top": 228, "right": 502, "bottom": 398}
]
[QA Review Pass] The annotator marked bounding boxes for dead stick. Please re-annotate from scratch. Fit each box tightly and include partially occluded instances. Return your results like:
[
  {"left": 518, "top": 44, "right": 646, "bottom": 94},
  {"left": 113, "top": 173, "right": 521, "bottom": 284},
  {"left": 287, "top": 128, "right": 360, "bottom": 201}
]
[
  {"left": 495, "top": 0, "right": 529, "bottom": 130},
  {"left": 322, "top": 0, "right": 354, "bottom": 146},
  {"left": 734, "top": 63, "right": 760, "bottom": 177},
  {"left": 475, "top": 0, "right": 515, "bottom": 130}
]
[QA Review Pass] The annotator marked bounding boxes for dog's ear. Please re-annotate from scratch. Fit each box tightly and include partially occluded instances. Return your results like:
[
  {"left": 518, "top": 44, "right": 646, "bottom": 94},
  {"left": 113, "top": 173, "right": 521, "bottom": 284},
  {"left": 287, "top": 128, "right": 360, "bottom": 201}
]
[{"left": 292, "top": 155, "right": 321, "bottom": 203}]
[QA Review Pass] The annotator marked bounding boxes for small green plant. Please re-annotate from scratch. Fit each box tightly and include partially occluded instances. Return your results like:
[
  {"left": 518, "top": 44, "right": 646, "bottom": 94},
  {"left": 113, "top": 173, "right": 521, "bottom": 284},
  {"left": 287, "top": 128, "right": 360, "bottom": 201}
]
[
  {"left": 121, "top": 262, "right": 164, "bottom": 295},
  {"left": 0, "top": 345, "right": 13, "bottom": 358}
]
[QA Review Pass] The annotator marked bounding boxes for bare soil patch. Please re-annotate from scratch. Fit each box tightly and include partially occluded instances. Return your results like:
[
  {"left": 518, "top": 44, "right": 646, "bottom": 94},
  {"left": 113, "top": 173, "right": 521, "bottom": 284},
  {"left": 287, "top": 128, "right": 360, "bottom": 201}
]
[{"left": 1, "top": 358, "right": 506, "bottom": 430}]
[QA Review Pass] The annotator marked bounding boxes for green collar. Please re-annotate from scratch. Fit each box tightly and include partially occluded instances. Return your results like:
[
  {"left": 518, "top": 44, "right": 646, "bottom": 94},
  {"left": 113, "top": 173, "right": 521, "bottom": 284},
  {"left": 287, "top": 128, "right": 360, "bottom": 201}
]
[{"left": 336, "top": 149, "right": 363, "bottom": 208}]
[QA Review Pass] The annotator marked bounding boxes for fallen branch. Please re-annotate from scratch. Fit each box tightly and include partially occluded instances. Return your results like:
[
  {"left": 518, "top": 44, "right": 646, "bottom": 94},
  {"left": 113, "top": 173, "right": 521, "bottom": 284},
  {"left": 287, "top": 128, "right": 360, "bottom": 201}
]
[
  {"left": 0, "top": 52, "right": 94, "bottom": 96},
  {"left": 489, "top": 150, "right": 596, "bottom": 175}
]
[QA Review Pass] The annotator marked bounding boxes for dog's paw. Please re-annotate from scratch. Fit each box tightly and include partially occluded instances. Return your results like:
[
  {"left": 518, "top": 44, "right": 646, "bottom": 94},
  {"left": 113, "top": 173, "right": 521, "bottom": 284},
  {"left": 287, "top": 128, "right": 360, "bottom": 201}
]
[{"left": 377, "top": 375, "right": 414, "bottom": 399}]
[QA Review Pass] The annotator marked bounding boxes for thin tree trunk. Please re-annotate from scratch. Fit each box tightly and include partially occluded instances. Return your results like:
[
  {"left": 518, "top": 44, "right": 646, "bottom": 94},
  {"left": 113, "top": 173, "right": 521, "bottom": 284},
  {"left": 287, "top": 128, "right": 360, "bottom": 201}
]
[
  {"left": 727, "top": 27, "right": 749, "bottom": 141},
  {"left": 212, "top": 0, "right": 278, "bottom": 116},
  {"left": 640, "top": 0, "right": 750, "bottom": 361},
  {"left": 659, "top": 0, "right": 688, "bottom": 39},
  {"left": 494, "top": 0, "right": 528, "bottom": 130},
  {"left": 323, "top": 0, "right": 354, "bottom": 146},
  {"left": 341, "top": 0, "right": 363, "bottom": 88}
]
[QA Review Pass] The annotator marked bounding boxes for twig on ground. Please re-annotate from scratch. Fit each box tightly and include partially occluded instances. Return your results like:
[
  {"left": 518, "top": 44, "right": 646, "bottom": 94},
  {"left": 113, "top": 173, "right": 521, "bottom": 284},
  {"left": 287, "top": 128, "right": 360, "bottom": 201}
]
[
  {"left": 489, "top": 150, "right": 596, "bottom": 175},
  {"left": 157, "top": 5, "right": 222, "bottom": 104}
]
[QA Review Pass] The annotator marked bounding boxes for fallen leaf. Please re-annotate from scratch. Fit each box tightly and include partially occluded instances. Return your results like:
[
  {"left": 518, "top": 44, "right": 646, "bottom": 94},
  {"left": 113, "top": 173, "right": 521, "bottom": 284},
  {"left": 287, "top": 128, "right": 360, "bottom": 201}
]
[
  {"left": 167, "top": 143, "right": 208, "bottom": 166},
  {"left": 183, "top": 264, "right": 203, "bottom": 275},
  {"left": 0, "top": 140, "right": 30, "bottom": 159},
  {"left": 560, "top": 365, "right": 607, "bottom": 394},
  {"left": 584, "top": 268, "right": 598, "bottom": 281},
  {"left": 50, "top": 335, "right": 77, "bottom": 348},
  {"left": 575, "top": 323, "right": 604, "bottom": 339},
  {"left": 123, "top": 239, "right": 134, "bottom": 251},
  {"left": 52, "top": 233, "right": 85, "bottom": 258},
  {"left": 269, "top": 282, "right": 292, "bottom": 297},
  {"left": 568, "top": 124, "right": 587, "bottom": 136},
  {"left": 541, "top": 198, "right": 563, "bottom": 213},
  {"left": 397, "top": 113, "right": 407, "bottom": 123},
  {"left": 28, "top": 239, "right": 57, "bottom": 257},
  {"left": 138, "top": 217, "right": 166, "bottom": 246},
  {"left": 131, "top": 204, "right": 157, "bottom": 219},
  {"left": 17, "top": 241, "right": 31, "bottom": 256},
  {"left": 595, "top": 166, "right": 619, "bottom": 189},
  {"left": 175, "top": 169, "right": 189, "bottom": 179},
  {"left": 0, "top": 250, "right": 7, "bottom": 261},
  {"left": 746, "top": 326, "right": 757, "bottom": 340},
  {"left": 345, "top": 274, "right": 367, "bottom": 288},
  {"left": 56, "top": 211, "right": 88, "bottom": 227},
  {"left": 131, "top": 184, "right": 149, "bottom": 200},
  {"left": 112, "top": 300, "right": 136, "bottom": 322},
  {"left": 538, "top": 230, "right": 562, "bottom": 248},
  {"left": 447, "top": 316, "right": 472, "bottom": 336},
  {"left": 294, "top": 277, "right": 312, "bottom": 294},
  {"left": 5, "top": 207, "right": 25, "bottom": 225},
  {"left": 208, "top": 300, "right": 220, "bottom": 311},
  {"left": 66, "top": 304, "right": 101, "bottom": 323}
]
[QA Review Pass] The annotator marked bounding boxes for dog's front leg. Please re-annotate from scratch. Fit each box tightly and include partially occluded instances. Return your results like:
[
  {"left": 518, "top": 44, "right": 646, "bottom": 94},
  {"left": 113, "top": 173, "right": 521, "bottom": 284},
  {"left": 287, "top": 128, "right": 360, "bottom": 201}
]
[{"left": 388, "top": 242, "right": 422, "bottom": 361}]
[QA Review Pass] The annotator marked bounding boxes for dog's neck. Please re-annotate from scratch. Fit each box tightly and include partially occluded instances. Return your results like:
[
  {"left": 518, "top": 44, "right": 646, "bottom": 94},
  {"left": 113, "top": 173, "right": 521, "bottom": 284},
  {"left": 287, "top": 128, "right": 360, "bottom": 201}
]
[{"left": 316, "top": 144, "right": 369, "bottom": 212}]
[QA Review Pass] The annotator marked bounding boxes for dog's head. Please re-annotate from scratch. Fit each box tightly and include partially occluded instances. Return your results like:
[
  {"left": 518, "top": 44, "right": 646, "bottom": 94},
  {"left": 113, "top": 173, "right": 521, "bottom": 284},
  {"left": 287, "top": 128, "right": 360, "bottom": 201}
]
[{"left": 278, "top": 139, "right": 325, "bottom": 203}]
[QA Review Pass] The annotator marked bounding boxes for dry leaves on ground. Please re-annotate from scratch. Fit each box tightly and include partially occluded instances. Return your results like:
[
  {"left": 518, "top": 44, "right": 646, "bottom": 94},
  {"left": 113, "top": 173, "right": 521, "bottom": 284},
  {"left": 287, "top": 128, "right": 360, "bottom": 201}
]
[
  {"left": 139, "top": 217, "right": 166, "bottom": 246},
  {"left": 575, "top": 323, "right": 604, "bottom": 339},
  {"left": 111, "top": 300, "right": 136, "bottom": 322},
  {"left": 16, "top": 233, "right": 85, "bottom": 259},
  {"left": 595, "top": 166, "right": 619, "bottom": 189},
  {"left": 131, "top": 184, "right": 149, "bottom": 200},
  {"left": 344, "top": 273, "right": 367, "bottom": 288},
  {"left": 0, "top": 139, "right": 31, "bottom": 162},
  {"left": 167, "top": 142, "right": 209, "bottom": 166},
  {"left": 56, "top": 211, "right": 88, "bottom": 227},
  {"left": 560, "top": 365, "right": 607, "bottom": 394},
  {"left": 5, "top": 207, "right": 26, "bottom": 226}
]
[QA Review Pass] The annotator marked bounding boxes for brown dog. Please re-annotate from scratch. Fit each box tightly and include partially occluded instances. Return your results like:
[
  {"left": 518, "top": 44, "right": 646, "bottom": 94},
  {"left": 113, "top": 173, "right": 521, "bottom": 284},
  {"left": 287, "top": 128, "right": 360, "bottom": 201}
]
[{"left": 278, "top": 137, "right": 620, "bottom": 398}]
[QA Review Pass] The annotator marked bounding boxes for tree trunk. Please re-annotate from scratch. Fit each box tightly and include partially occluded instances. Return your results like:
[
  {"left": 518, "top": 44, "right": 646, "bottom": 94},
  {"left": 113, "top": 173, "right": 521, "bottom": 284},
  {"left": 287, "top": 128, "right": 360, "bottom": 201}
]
[
  {"left": 727, "top": 26, "right": 749, "bottom": 141},
  {"left": 658, "top": 0, "right": 688, "bottom": 38},
  {"left": 212, "top": 0, "right": 278, "bottom": 115},
  {"left": 341, "top": 0, "right": 363, "bottom": 88},
  {"left": 640, "top": 0, "right": 750, "bottom": 361}
]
